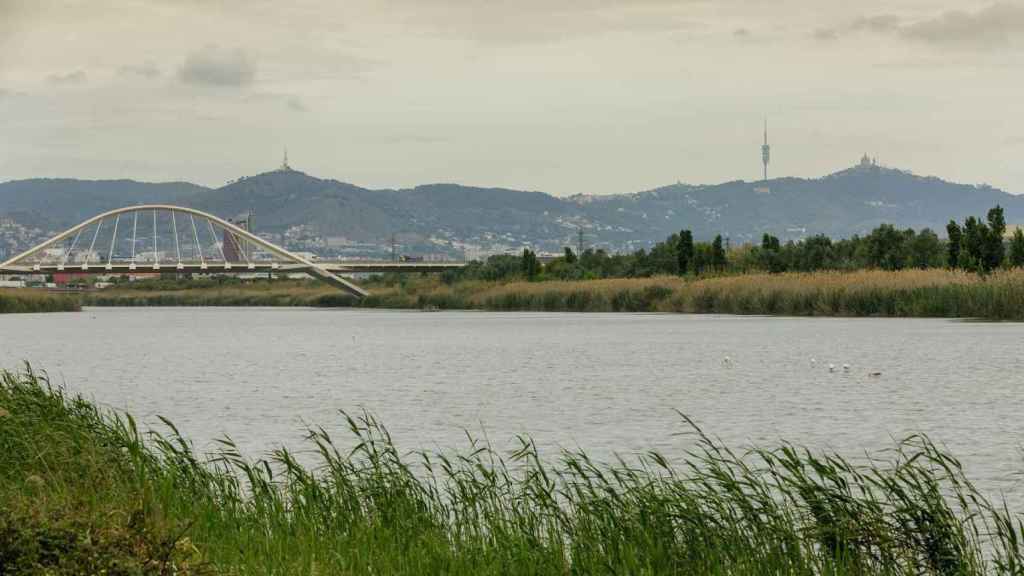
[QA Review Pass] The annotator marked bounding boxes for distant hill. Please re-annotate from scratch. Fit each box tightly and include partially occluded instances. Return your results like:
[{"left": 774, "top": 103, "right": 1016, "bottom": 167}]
[
  {"left": 0, "top": 179, "right": 208, "bottom": 230},
  {"left": 2, "top": 162, "right": 1022, "bottom": 255}
]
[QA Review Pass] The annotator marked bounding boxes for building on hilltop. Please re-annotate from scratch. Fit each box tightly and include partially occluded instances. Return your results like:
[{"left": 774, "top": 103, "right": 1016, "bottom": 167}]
[
  {"left": 279, "top": 147, "right": 292, "bottom": 172},
  {"left": 761, "top": 119, "right": 771, "bottom": 181}
]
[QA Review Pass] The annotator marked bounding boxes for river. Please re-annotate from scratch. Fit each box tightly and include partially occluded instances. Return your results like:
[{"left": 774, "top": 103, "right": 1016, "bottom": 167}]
[{"left": 2, "top": 307, "right": 1022, "bottom": 500}]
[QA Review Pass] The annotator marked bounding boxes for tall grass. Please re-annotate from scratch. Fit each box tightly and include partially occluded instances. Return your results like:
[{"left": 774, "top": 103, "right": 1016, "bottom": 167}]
[
  {"left": 409, "top": 269, "right": 1024, "bottom": 319},
  {"left": 2, "top": 367, "right": 1024, "bottom": 574},
  {"left": 0, "top": 289, "right": 79, "bottom": 313},
  {"left": 82, "top": 269, "right": 1024, "bottom": 319}
]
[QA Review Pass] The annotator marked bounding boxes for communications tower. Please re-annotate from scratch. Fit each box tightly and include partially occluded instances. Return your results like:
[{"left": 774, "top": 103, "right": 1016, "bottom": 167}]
[{"left": 761, "top": 119, "right": 770, "bottom": 181}]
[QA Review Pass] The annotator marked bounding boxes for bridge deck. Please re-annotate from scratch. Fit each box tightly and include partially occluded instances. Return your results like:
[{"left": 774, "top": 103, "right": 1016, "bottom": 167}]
[{"left": 0, "top": 261, "right": 466, "bottom": 275}]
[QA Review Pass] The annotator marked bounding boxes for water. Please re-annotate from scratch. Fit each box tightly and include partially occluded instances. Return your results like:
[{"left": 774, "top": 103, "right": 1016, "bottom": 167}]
[{"left": 2, "top": 307, "right": 1023, "bottom": 500}]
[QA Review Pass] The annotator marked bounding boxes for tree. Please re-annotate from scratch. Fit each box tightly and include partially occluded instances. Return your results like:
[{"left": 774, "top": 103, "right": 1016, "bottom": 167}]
[
  {"left": 650, "top": 233, "right": 680, "bottom": 275},
  {"left": 795, "top": 235, "right": 833, "bottom": 271},
  {"left": 759, "top": 233, "right": 785, "bottom": 273},
  {"left": 866, "top": 224, "right": 907, "bottom": 270},
  {"left": 961, "top": 217, "right": 988, "bottom": 273},
  {"left": 677, "top": 230, "right": 694, "bottom": 275},
  {"left": 711, "top": 235, "right": 727, "bottom": 271},
  {"left": 761, "top": 233, "right": 780, "bottom": 252},
  {"left": 907, "top": 229, "right": 944, "bottom": 269},
  {"left": 946, "top": 220, "right": 962, "bottom": 269},
  {"left": 1010, "top": 229, "right": 1024, "bottom": 268},
  {"left": 985, "top": 205, "right": 1006, "bottom": 271},
  {"left": 521, "top": 248, "right": 541, "bottom": 280},
  {"left": 563, "top": 247, "right": 577, "bottom": 264}
]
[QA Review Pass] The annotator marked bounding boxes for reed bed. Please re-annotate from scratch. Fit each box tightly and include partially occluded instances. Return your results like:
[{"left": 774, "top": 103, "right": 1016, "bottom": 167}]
[
  {"left": 2, "top": 367, "right": 1024, "bottom": 574},
  {"left": 83, "top": 280, "right": 358, "bottom": 308},
  {"left": 0, "top": 289, "right": 79, "bottom": 313},
  {"left": 82, "top": 269, "right": 1024, "bottom": 319}
]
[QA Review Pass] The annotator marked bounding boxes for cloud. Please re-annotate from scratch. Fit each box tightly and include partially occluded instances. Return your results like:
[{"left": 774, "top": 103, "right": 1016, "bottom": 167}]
[
  {"left": 849, "top": 14, "right": 901, "bottom": 34},
  {"left": 286, "top": 96, "right": 307, "bottom": 112},
  {"left": 118, "top": 61, "right": 161, "bottom": 79},
  {"left": 827, "top": 4, "right": 1024, "bottom": 50},
  {"left": 901, "top": 3, "right": 1024, "bottom": 49},
  {"left": 178, "top": 45, "right": 255, "bottom": 87},
  {"left": 46, "top": 70, "right": 87, "bottom": 85},
  {"left": 812, "top": 28, "right": 839, "bottom": 42}
]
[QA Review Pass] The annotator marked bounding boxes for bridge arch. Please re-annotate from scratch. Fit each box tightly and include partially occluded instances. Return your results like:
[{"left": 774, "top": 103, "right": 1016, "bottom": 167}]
[{"left": 0, "top": 204, "right": 369, "bottom": 298}]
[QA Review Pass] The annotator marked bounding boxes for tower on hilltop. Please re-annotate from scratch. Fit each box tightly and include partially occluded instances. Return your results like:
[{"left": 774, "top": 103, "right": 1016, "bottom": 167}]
[
  {"left": 761, "top": 119, "right": 771, "bottom": 181},
  {"left": 280, "top": 147, "right": 291, "bottom": 171}
]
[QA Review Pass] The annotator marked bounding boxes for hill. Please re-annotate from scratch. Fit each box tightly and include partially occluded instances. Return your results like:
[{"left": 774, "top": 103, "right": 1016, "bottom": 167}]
[{"left": 2, "top": 161, "right": 1021, "bottom": 256}]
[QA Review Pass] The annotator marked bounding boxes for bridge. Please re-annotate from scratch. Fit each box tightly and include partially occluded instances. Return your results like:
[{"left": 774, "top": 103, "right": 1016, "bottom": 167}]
[{"left": 0, "top": 205, "right": 465, "bottom": 299}]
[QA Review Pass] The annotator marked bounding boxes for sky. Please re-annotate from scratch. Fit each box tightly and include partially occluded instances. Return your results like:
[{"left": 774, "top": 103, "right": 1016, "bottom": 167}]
[{"left": 1, "top": 0, "right": 1022, "bottom": 195}]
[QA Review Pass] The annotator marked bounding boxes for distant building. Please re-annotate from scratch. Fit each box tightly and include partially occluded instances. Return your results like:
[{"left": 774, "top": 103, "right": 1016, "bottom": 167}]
[
  {"left": 761, "top": 119, "right": 771, "bottom": 181},
  {"left": 859, "top": 154, "right": 878, "bottom": 168}
]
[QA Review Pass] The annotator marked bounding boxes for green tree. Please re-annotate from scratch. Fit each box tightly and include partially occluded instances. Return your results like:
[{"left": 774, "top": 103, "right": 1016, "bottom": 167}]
[
  {"left": 907, "top": 229, "right": 944, "bottom": 269},
  {"left": 985, "top": 205, "right": 1006, "bottom": 271},
  {"left": 677, "top": 230, "right": 694, "bottom": 275},
  {"left": 711, "top": 235, "right": 727, "bottom": 272},
  {"left": 649, "top": 233, "right": 680, "bottom": 275},
  {"left": 961, "top": 217, "right": 988, "bottom": 273},
  {"left": 521, "top": 248, "right": 541, "bottom": 280},
  {"left": 761, "top": 233, "right": 780, "bottom": 252},
  {"left": 691, "top": 243, "right": 712, "bottom": 275},
  {"left": 1010, "top": 229, "right": 1024, "bottom": 268},
  {"left": 759, "top": 233, "right": 785, "bottom": 273},
  {"left": 866, "top": 224, "right": 907, "bottom": 271},
  {"left": 946, "top": 220, "right": 962, "bottom": 269},
  {"left": 795, "top": 235, "right": 833, "bottom": 271},
  {"left": 563, "top": 247, "right": 577, "bottom": 264}
]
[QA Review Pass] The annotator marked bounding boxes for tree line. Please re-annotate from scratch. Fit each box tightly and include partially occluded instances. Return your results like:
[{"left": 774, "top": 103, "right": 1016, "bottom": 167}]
[{"left": 441, "top": 205, "right": 1024, "bottom": 284}]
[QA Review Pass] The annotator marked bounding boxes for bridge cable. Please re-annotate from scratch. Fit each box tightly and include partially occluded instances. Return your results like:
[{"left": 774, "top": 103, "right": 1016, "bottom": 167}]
[
  {"left": 233, "top": 227, "right": 252, "bottom": 267},
  {"left": 189, "top": 214, "right": 205, "bottom": 267},
  {"left": 152, "top": 210, "right": 158, "bottom": 268},
  {"left": 61, "top": 228, "right": 84, "bottom": 267},
  {"left": 85, "top": 218, "right": 103, "bottom": 267},
  {"left": 206, "top": 218, "right": 227, "bottom": 264},
  {"left": 107, "top": 214, "right": 120, "bottom": 265},
  {"left": 131, "top": 211, "right": 138, "bottom": 266},
  {"left": 171, "top": 210, "right": 182, "bottom": 266}
]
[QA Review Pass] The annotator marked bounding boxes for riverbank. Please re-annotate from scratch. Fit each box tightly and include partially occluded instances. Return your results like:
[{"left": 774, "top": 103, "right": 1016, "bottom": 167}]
[
  {"left": 0, "top": 289, "right": 80, "bottom": 314},
  {"left": 84, "top": 268, "right": 1024, "bottom": 320},
  {"left": 1, "top": 366, "right": 1022, "bottom": 574}
]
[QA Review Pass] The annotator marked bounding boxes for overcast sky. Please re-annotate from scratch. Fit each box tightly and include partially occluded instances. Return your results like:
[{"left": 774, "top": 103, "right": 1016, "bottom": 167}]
[{"left": 1, "top": 0, "right": 1022, "bottom": 195}]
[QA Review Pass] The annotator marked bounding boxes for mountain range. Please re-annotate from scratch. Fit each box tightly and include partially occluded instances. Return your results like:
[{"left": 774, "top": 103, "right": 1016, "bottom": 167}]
[{"left": 2, "top": 160, "right": 1021, "bottom": 257}]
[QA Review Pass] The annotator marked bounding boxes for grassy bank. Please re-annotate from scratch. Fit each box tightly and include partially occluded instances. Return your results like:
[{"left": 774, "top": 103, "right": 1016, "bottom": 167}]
[
  {"left": 0, "top": 289, "right": 80, "bottom": 314},
  {"left": 86, "top": 269, "right": 1024, "bottom": 320},
  {"left": 2, "top": 367, "right": 1024, "bottom": 574}
]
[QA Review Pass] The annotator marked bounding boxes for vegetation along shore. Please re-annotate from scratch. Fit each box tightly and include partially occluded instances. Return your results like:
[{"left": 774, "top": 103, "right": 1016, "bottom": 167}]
[
  {"left": 0, "top": 289, "right": 80, "bottom": 314},
  {"left": 2, "top": 366, "right": 1023, "bottom": 574},
  {"left": 79, "top": 268, "right": 1024, "bottom": 320}
]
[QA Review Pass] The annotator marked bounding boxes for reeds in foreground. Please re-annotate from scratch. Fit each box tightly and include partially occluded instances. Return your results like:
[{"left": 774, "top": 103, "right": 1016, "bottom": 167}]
[{"left": 2, "top": 367, "right": 1023, "bottom": 574}]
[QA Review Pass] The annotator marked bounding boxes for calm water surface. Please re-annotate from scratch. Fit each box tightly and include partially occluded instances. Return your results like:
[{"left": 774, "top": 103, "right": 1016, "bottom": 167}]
[{"left": 2, "top": 307, "right": 1022, "bottom": 499}]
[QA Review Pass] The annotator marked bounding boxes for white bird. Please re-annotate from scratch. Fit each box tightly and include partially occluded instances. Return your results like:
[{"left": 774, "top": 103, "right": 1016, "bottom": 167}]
[
  {"left": 842, "top": 363, "right": 851, "bottom": 372},
  {"left": 828, "top": 363, "right": 836, "bottom": 373},
  {"left": 810, "top": 357, "right": 817, "bottom": 366},
  {"left": 722, "top": 355, "right": 733, "bottom": 366}
]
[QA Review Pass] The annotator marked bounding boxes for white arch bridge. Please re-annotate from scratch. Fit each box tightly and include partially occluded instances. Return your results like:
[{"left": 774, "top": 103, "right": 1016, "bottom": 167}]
[{"left": 0, "top": 205, "right": 465, "bottom": 299}]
